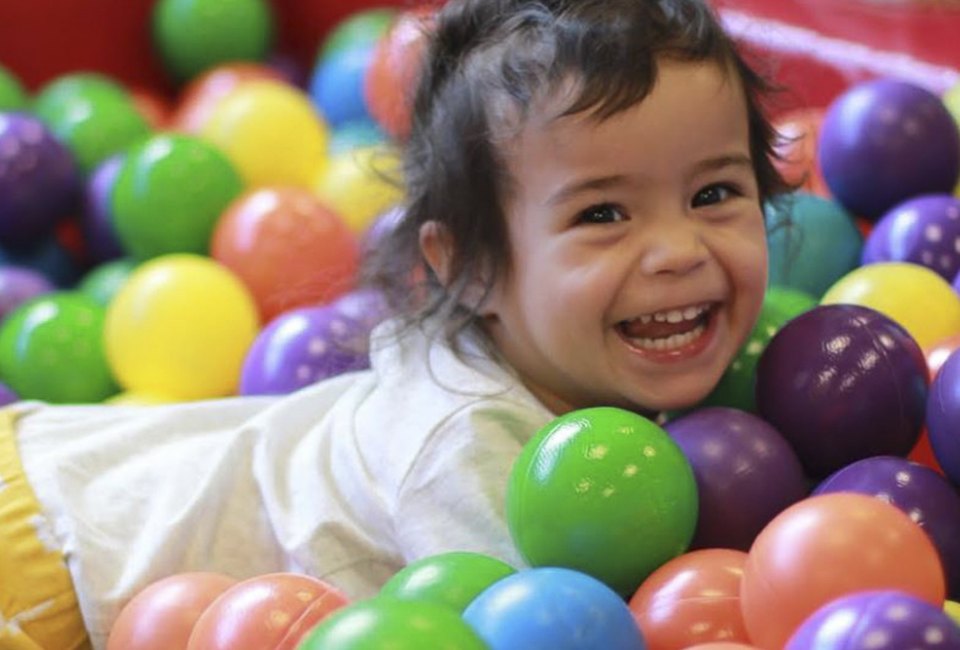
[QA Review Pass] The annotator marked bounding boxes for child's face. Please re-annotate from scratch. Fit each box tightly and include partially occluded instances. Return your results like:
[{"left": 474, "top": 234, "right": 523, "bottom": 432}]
[{"left": 483, "top": 59, "right": 768, "bottom": 414}]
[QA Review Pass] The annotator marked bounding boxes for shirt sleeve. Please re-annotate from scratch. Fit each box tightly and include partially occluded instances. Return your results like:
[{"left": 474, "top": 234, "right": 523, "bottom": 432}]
[{"left": 392, "top": 400, "right": 548, "bottom": 570}]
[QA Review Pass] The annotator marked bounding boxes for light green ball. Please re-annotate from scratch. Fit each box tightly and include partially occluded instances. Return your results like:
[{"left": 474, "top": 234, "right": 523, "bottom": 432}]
[
  {"left": 507, "top": 406, "right": 698, "bottom": 596},
  {"left": 153, "top": 0, "right": 274, "bottom": 82},
  {"left": 380, "top": 551, "right": 516, "bottom": 613}
]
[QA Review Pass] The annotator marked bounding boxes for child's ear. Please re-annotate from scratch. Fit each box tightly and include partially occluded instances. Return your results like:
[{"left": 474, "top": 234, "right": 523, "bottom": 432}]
[
  {"left": 419, "top": 220, "right": 453, "bottom": 286},
  {"left": 420, "top": 220, "right": 497, "bottom": 314}
]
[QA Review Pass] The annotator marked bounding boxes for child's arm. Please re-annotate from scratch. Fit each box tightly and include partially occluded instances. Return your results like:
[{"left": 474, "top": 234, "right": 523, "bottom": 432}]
[{"left": 392, "top": 400, "right": 550, "bottom": 569}]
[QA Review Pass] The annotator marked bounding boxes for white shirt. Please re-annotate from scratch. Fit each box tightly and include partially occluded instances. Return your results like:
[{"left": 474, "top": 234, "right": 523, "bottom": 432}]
[{"left": 15, "top": 320, "right": 554, "bottom": 649}]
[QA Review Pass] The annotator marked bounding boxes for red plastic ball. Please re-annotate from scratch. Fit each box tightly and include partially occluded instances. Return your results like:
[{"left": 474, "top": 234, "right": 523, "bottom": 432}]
[
  {"left": 740, "top": 493, "right": 946, "bottom": 649},
  {"left": 106, "top": 572, "right": 238, "bottom": 650},
  {"left": 364, "top": 7, "right": 435, "bottom": 140},
  {"left": 186, "top": 572, "right": 349, "bottom": 650},
  {"left": 211, "top": 187, "right": 360, "bottom": 322},
  {"left": 628, "top": 549, "right": 750, "bottom": 649}
]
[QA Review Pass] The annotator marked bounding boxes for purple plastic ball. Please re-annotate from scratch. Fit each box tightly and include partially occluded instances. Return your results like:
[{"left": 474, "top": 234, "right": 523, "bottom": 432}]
[
  {"left": 664, "top": 407, "right": 808, "bottom": 551},
  {"left": 0, "top": 381, "right": 18, "bottom": 407},
  {"left": 756, "top": 304, "right": 928, "bottom": 477},
  {"left": 239, "top": 289, "right": 390, "bottom": 396},
  {"left": 816, "top": 456, "right": 960, "bottom": 598},
  {"left": 0, "top": 265, "right": 55, "bottom": 321},
  {"left": 862, "top": 194, "right": 960, "bottom": 282},
  {"left": 785, "top": 590, "right": 960, "bottom": 649},
  {"left": 0, "top": 113, "right": 80, "bottom": 248},
  {"left": 819, "top": 79, "right": 960, "bottom": 222},
  {"left": 80, "top": 155, "right": 125, "bottom": 264},
  {"left": 928, "top": 348, "right": 960, "bottom": 487}
]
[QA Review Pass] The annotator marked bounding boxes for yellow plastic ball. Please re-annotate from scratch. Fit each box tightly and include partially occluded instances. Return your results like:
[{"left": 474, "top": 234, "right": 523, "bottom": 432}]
[
  {"left": 945, "top": 600, "right": 960, "bottom": 626},
  {"left": 105, "top": 391, "right": 178, "bottom": 406},
  {"left": 821, "top": 261, "right": 960, "bottom": 349},
  {"left": 104, "top": 254, "right": 260, "bottom": 400},
  {"left": 200, "top": 79, "right": 328, "bottom": 188},
  {"left": 313, "top": 145, "right": 404, "bottom": 233}
]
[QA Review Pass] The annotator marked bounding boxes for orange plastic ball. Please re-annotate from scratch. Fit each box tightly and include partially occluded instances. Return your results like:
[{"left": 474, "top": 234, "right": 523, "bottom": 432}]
[
  {"left": 172, "top": 62, "right": 285, "bottom": 134},
  {"left": 629, "top": 549, "right": 750, "bottom": 650},
  {"left": 364, "top": 8, "right": 434, "bottom": 140},
  {"left": 186, "top": 573, "right": 348, "bottom": 650},
  {"left": 684, "top": 644, "right": 761, "bottom": 650},
  {"left": 211, "top": 187, "right": 360, "bottom": 322},
  {"left": 740, "top": 493, "right": 946, "bottom": 650},
  {"left": 106, "top": 572, "right": 238, "bottom": 650}
]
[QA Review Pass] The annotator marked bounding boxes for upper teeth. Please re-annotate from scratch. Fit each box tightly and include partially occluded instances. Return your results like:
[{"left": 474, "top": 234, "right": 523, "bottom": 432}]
[{"left": 639, "top": 303, "right": 709, "bottom": 324}]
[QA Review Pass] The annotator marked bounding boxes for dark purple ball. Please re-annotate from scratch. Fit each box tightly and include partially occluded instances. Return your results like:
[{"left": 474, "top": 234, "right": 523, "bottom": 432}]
[
  {"left": 862, "top": 194, "right": 960, "bottom": 282},
  {"left": 664, "top": 407, "right": 808, "bottom": 551},
  {"left": 0, "top": 265, "right": 54, "bottom": 321},
  {"left": 928, "top": 348, "right": 960, "bottom": 488},
  {"left": 815, "top": 456, "right": 960, "bottom": 598},
  {"left": 819, "top": 79, "right": 960, "bottom": 222},
  {"left": 80, "top": 155, "right": 125, "bottom": 264},
  {"left": 756, "top": 304, "right": 928, "bottom": 477},
  {"left": 0, "top": 113, "right": 80, "bottom": 248},
  {"left": 785, "top": 590, "right": 960, "bottom": 649},
  {"left": 239, "top": 289, "right": 390, "bottom": 396}
]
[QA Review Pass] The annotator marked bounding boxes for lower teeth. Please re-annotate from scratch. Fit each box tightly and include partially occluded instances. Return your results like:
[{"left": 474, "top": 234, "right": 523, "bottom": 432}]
[{"left": 629, "top": 323, "right": 706, "bottom": 351}]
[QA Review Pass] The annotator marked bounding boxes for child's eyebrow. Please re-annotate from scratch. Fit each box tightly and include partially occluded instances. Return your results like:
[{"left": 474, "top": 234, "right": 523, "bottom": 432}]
[
  {"left": 689, "top": 153, "right": 754, "bottom": 178},
  {"left": 546, "top": 153, "right": 754, "bottom": 207},
  {"left": 547, "top": 174, "right": 630, "bottom": 207}
]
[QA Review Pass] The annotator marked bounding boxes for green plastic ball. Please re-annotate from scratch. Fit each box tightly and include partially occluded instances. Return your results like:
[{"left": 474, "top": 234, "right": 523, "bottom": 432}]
[
  {"left": 764, "top": 285, "right": 818, "bottom": 320},
  {"left": 296, "top": 597, "right": 488, "bottom": 650},
  {"left": 78, "top": 258, "right": 139, "bottom": 307},
  {"left": 0, "top": 64, "right": 28, "bottom": 112},
  {"left": 318, "top": 8, "right": 397, "bottom": 63},
  {"left": 380, "top": 551, "right": 516, "bottom": 613},
  {"left": 507, "top": 406, "right": 698, "bottom": 597},
  {"left": 32, "top": 74, "right": 151, "bottom": 174},
  {"left": 695, "top": 287, "right": 815, "bottom": 413},
  {"left": 0, "top": 292, "right": 118, "bottom": 403},
  {"left": 111, "top": 134, "right": 243, "bottom": 260},
  {"left": 153, "top": 0, "right": 274, "bottom": 82}
]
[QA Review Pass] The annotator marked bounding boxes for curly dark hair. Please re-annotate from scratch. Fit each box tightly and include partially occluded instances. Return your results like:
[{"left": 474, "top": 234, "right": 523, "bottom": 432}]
[{"left": 364, "top": 0, "right": 791, "bottom": 347}]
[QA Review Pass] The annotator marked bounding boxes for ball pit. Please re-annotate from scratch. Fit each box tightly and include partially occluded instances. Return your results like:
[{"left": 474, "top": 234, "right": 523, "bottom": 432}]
[{"left": 4, "top": 2, "right": 960, "bottom": 649}]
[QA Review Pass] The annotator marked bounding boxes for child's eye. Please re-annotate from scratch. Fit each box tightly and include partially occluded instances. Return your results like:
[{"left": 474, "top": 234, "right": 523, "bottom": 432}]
[
  {"left": 576, "top": 203, "right": 627, "bottom": 225},
  {"left": 692, "top": 183, "right": 738, "bottom": 208}
]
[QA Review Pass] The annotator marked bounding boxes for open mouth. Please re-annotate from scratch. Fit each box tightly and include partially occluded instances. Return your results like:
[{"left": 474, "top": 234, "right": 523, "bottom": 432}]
[{"left": 616, "top": 302, "right": 716, "bottom": 353}]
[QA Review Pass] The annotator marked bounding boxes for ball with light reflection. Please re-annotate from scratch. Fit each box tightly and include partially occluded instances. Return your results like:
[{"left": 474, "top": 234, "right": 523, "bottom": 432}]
[
  {"left": 756, "top": 304, "right": 928, "bottom": 477},
  {"left": 818, "top": 78, "right": 960, "bottom": 221},
  {"left": 507, "top": 406, "right": 698, "bottom": 596}
]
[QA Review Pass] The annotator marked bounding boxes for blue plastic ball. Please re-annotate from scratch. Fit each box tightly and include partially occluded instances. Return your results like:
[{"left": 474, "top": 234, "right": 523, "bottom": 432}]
[{"left": 463, "top": 567, "right": 646, "bottom": 650}]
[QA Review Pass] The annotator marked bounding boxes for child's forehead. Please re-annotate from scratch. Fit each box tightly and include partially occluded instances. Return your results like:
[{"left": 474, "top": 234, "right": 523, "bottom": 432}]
[{"left": 504, "top": 59, "right": 740, "bottom": 139}]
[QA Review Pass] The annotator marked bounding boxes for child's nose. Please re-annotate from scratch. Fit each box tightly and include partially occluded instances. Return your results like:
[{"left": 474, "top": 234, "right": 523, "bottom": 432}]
[{"left": 637, "top": 217, "right": 709, "bottom": 276}]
